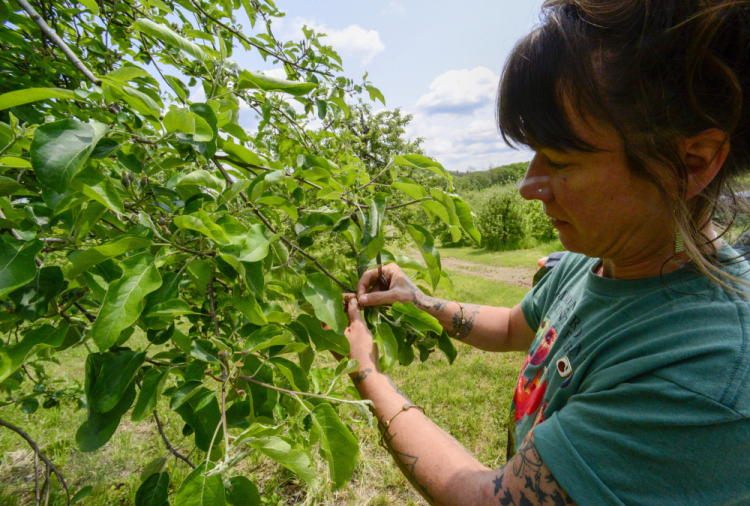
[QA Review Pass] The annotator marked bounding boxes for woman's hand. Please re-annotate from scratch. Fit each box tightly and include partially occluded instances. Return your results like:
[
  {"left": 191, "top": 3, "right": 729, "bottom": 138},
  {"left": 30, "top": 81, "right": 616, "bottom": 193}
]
[
  {"left": 356, "top": 263, "right": 421, "bottom": 307},
  {"left": 342, "top": 295, "right": 379, "bottom": 368}
]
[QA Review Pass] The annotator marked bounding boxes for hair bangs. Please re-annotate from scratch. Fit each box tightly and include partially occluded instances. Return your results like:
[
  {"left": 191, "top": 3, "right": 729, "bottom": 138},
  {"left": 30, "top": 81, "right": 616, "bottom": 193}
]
[{"left": 497, "top": 17, "right": 603, "bottom": 153}]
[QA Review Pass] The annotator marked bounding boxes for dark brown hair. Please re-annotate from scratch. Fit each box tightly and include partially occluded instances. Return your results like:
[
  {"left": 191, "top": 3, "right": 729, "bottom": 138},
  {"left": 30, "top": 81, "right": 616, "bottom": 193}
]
[{"left": 498, "top": 0, "right": 750, "bottom": 288}]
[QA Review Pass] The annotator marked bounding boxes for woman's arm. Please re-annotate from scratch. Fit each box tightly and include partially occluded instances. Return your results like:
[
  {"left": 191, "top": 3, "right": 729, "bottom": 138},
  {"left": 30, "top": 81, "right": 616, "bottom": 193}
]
[
  {"left": 344, "top": 298, "right": 575, "bottom": 506},
  {"left": 356, "top": 263, "right": 536, "bottom": 353}
]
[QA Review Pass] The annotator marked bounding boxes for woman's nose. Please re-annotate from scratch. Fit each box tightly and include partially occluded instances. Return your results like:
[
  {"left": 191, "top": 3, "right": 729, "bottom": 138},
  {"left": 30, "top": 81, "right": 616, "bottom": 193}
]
[{"left": 518, "top": 154, "right": 553, "bottom": 201}]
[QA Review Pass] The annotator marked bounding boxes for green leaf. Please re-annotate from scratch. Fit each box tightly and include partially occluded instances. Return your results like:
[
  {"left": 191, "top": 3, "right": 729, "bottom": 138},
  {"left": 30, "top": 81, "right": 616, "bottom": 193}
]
[
  {"left": 70, "top": 486, "right": 94, "bottom": 504},
  {"left": 293, "top": 315, "right": 350, "bottom": 355},
  {"left": 77, "top": 353, "right": 137, "bottom": 452},
  {"left": 174, "top": 388, "right": 223, "bottom": 452},
  {"left": 71, "top": 167, "right": 125, "bottom": 215},
  {"left": 131, "top": 19, "right": 206, "bottom": 62},
  {"left": 312, "top": 403, "right": 359, "bottom": 490},
  {"left": 391, "top": 302, "right": 443, "bottom": 334},
  {"left": 66, "top": 236, "right": 152, "bottom": 281},
  {"left": 329, "top": 97, "right": 350, "bottom": 118},
  {"left": 131, "top": 368, "right": 168, "bottom": 423},
  {"left": 249, "top": 437, "right": 318, "bottom": 489},
  {"left": 78, "top": 0, "right": 100, "bottom": 14},
  {"left": 164, "top": 76, "right": 189, "bottom": 101},
  {"left": 175, "top": 169, "right": 226, "bottom": 193},
  {"left": 366, "top": 85, "right": 386, "bottom": 106},
  {"left": 392, "top": 177, "right": 429, "bottom": 200},
  {"left": 302, "top": 273, "right": 348, "bottom": 334},
  {"left": 105, "top": 66, "right": 149, "bottom": 83},
  {"left": 164, "top": 106, "right": 196, "bottom": 134},
  {"left": 243, "top": 327, "right": 294, "bottom": 353},
  {"left": 144, "top": 299, "right": 194, "bottom": 319},
  {"left": 135, "top": 472, "right": 169, "bottom": 506},
  {"left": 174, "top": 462, "right": 226, "bottom": 506},
  {"left": 269, "top": 357, "right": 308, "bottom": 392},
  {"left": 90, "top": 252, "right": 162, "bottom": 351},
  {"left": 9, "top": 265, "right": 64, "bottom": 322},
  {"left": 427, "top": 189, "right": 461, "bottom": 242},
  {"left": 237, "top": 70, "right": 317, "bottom": 96},
  {"left": 233, "top": 292, "right": 267, "bottom": 325},
  {"left": 222, "top": 224, "right": 278, "bottom": 262},
  {"left": 140, "top": 457, "right": 169, "bottom": 482},
  {"left": 405, "top": 224, "right": 441, "bottom": 290},
  {"left": 0, "top": 175, "right": 33, "bottom": 197},
  {"left": 452, "top": 196, "right": 481, "bottom": 244},
  {"left": 221, "top": 139, "right": 270, "bottom": 167},
  {"left": 0, "top": 238, "right": 43, "bottom": 300},
  {"left": 0, "top": 88, "right": 82, "bottom": 111},
  {"left": 393, "top": 154, "right": 450, "bottom": 181},
  {"left": 226, "top": 476, "right": 261, "bottom": 506},
  {"left": 90, "top": 350, "right": 146, "bottom": 413},
  {"left": 175, "top": 210, "right": 231, "bottom": 245},
  {"left": 0, "top": 325, "right": 68, "bottom": 382},
  {"left": 170, "top": 380, "right": 203, "bottom": 410},
  {"left": 31, "top": 119, "right": 107, "bottom": 190},
  {"left": 436, "top": 330, "right": 458, "bottom": 364},
  {"left": 191, "top": 339, "right": 220, "bottom": 364},
  {"left": 375, "top": 322, "right": 399, "bottom": 372}
]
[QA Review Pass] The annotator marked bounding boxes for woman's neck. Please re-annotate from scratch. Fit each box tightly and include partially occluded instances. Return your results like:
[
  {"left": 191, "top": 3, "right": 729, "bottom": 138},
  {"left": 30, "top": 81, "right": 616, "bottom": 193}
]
[{"left": 599, "top": 222, "right": 721, "bottom": 280}]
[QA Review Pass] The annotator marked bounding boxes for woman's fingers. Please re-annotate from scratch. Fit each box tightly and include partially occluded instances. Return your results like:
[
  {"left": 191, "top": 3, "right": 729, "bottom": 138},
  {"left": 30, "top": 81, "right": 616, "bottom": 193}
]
[
  {"left": 358, "top": 290, "right": 396, "bottom": 307},
  {"left": 356, "top": 269, "right": 381, "bottom": 298}
]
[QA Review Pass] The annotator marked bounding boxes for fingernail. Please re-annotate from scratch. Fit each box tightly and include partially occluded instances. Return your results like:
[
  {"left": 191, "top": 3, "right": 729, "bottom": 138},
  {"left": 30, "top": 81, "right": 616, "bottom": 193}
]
[{"left": 359, "top": 295, "right": 368, "bottom": 305}]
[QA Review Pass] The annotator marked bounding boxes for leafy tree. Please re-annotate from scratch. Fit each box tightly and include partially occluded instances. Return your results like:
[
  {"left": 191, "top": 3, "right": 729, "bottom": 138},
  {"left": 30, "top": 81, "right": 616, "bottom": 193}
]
[{"left": 0, "top": 0, "right": 481, "bottom": 504}]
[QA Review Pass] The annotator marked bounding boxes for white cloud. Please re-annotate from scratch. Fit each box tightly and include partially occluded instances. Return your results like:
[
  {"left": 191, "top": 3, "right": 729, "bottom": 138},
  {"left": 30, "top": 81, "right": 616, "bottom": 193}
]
[
  {"left": 405, "top": 111, "right": 532, "bottom": 172},
  {"left": 382, "top": 2, "right": 405, "bottom": 16},
  {"left": 415, "top": 66, "right": 499, "bottom": 116},
  {"left": 278, "top": 17, "right": 385, "bottom": 66}
]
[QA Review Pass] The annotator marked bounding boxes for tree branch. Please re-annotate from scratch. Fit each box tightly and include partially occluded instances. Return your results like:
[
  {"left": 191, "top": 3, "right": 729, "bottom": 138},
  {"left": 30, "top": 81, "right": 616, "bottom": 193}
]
[
  {"left": 152, "top": 411, "right": 197, "bottom": 469},
  {"left": 0, "top": 417, "right": 70, "bottom": 506},
  {"left": 16, "top": 0, "right": 101, "bottom": 86},
  {"left": 386, "top": 197, "right": 430, "bottom": 211},
  {"left": 213, "top": 158, "right": 354, "bottom": 292}
]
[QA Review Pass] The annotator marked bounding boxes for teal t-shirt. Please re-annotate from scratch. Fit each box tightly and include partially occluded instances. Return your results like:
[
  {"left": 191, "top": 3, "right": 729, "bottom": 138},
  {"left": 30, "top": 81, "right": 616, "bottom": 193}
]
[{"left": 515, "top": 247, "right": 750, "bottom": 506}]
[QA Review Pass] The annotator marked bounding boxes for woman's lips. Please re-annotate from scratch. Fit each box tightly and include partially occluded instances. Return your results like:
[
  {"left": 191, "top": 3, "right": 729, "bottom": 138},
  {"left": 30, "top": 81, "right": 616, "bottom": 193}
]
[{"left": 549, "top": 217, "right": 569, "bottom": 228}]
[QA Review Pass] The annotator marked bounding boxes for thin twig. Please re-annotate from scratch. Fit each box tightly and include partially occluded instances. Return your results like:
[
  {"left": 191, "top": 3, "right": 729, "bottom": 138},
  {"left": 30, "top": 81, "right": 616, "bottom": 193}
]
[
  {"left": 213, "top": 159, "right": 354, "bottom": 291},
  {"left": 140, "top": 33, "right": 186, "bottom": 106},
  {"left": 207, "top": 266, "right": 221, "bottom": 339},
  {"left": 73, "top": 302, "right": 96, "bottom": 323},
  {"left": 0, "top": 417, "right": 70, "bottom": 505},
  {"left": 16, "top": 0, "right": 101, "bottom": 85},
  {"left": 386, "top": 197, "right": 430, "bottom": 211},
  {"left": 152, "top": 411, "right": 197, "bottom": 469},
  {"left": 240, "top": 375, "right": 339, "bottom": 401}
]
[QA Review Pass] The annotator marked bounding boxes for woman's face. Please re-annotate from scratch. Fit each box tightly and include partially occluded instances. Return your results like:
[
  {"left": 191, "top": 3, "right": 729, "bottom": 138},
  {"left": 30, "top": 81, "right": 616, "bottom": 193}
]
[{"left": 519, "top": 113, "right": 674, "bottom": 265}]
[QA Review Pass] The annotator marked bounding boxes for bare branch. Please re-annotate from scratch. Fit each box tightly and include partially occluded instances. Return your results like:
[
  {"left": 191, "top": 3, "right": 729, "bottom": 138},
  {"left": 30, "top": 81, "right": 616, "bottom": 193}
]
[
  {"left": 0, "top": 417, "right": 70, "bottom": 506},
  {"left": 152, "top": 411, "right": 197, "bottom": 469},
  {"left": 16, "top": 0, "right": 101, "bottom": 86}
]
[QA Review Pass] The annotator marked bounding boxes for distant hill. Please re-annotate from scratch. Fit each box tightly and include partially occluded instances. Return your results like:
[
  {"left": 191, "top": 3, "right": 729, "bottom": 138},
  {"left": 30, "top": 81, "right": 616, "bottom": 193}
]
[{"left": 450, "top": 161, "right": 530, "bottom": 193}]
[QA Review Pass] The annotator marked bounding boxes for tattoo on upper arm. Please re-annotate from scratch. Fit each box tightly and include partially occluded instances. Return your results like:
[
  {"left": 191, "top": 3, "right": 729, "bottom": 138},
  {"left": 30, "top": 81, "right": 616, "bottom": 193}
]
[
  {"left": 448, "top": 304, "right": 480, "bottom": 340},
  {"left": 492, "top": 435, "right": 575, "bottom": 506},
  {"left": 352, "top": 368, "right": 372, "bottom": 385}
]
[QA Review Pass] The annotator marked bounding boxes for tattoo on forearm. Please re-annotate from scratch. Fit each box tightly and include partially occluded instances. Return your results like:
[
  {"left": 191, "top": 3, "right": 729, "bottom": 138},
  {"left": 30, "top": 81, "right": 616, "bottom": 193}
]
[
  {"left": 407, "top": 279, "right": 449, "bottom": 312},
  {"left": 379, "top": 416, "right": 436, "bottom": 504},
  {"left": 448, "top": 303, "right": 480, "bottom": 340},
  {"left": 352, "top": 368, "right": 372, "bottom": 385},
  {"left": 493, "top": 436, "right": 575, "bottom": 506},
  {"left": 386, "top": 375, "right": 411, "bottom": 402}
]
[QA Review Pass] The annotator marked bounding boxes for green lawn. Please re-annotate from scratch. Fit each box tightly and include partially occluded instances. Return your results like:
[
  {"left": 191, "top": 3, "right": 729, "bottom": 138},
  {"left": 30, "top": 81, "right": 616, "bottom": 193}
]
[
  {"left": 440, "top": 241, "right": 564, "bottom": 268},
  {"left": 0, "top": 266, "right": 528, "bottom": 506}
]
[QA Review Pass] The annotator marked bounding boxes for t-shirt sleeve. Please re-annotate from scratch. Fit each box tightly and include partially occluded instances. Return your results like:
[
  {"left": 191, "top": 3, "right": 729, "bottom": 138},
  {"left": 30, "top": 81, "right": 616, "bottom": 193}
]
[{"left": 534, "top": 375, "right": 750, "bottom": 506}]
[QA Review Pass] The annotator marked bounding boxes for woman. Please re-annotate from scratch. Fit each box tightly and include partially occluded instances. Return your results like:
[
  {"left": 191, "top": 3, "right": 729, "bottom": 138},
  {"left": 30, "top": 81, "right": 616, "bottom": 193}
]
[{"left": 341, "top": 1, "right": 750, "bottom": 505}]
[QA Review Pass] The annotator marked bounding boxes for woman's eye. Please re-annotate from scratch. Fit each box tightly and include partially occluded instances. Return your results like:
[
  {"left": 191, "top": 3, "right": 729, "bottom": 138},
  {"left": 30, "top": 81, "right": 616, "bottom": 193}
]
[{"left": 547, "top": 160, "right": 569, "bottom": 169}]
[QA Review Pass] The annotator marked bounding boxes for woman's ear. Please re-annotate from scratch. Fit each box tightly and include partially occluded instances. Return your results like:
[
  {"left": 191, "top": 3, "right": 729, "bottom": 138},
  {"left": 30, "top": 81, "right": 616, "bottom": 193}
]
[{"left": 683, "top": 129, "right": 730, "bottom": 200}]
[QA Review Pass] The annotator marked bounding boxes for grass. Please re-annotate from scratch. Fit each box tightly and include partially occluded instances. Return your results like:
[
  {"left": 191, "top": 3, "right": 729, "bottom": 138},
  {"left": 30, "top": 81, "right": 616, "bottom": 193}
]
[
  {"left": 440, "top": 240, "right": 564, "bottom": 268},
  {"left": 0, "top": 259, "right": 529, "bottom": 506}
]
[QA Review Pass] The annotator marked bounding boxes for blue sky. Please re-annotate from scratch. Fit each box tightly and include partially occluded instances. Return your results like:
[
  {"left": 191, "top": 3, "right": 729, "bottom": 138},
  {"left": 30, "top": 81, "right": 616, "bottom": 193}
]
[{"left": 219, "top": 1, "right": 545, "bottom": 171}]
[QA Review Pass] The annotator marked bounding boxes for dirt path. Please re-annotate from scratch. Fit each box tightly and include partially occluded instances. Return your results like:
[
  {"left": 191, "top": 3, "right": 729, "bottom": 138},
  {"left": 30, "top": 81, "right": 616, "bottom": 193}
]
[{"left": 441, "top": 257, "right": 537, "bottom": 288}]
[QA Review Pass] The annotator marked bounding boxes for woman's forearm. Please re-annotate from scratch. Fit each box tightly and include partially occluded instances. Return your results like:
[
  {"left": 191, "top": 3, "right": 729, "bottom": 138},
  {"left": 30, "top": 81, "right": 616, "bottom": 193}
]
[
  {"left": 405, "top": 286, "right": 522, "bottom": 352},
  {"left": 352, "top": 369, "right": 488, "bottom": 505}
]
